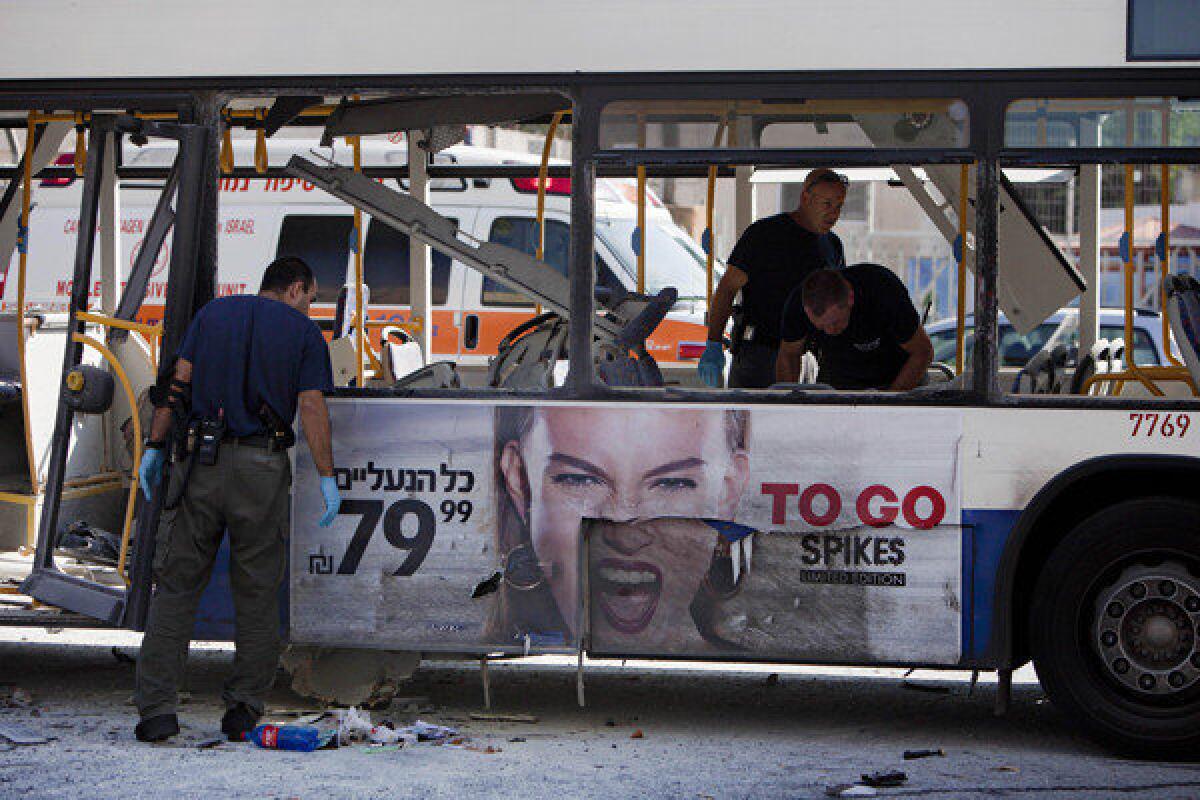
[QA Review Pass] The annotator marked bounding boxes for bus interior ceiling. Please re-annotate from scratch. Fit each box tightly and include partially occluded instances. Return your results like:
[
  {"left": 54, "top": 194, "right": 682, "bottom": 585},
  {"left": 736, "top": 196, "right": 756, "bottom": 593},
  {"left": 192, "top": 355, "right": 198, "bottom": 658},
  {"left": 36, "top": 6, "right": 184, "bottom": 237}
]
[{"left": 1, "top": 83, "right": 1200, "bottom": 623}]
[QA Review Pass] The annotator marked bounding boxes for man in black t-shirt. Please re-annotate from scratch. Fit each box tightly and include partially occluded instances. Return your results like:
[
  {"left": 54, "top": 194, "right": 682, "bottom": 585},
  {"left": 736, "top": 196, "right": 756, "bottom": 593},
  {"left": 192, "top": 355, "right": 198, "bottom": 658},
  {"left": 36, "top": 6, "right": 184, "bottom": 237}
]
[
  {"left": 776, "top": 264, "right": 934, "bottom": 391},
  {"left": 697, "top": 169, "right": 847, "bottom": 388}
]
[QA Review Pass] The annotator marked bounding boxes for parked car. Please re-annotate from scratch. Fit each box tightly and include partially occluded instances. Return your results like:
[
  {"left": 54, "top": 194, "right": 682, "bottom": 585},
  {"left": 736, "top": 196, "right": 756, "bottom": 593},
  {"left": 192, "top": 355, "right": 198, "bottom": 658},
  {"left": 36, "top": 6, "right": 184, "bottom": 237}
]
[{"left": 926, "top": 306, "right": 1174, "bottom": 371}]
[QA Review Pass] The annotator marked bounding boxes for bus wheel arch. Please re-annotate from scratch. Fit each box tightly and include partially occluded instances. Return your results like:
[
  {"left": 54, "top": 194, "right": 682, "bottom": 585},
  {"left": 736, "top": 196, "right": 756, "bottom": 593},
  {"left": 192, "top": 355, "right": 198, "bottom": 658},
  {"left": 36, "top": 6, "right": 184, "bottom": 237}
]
[{"left": 1000, "top": 455, "right": 1200, "bottom": 669}]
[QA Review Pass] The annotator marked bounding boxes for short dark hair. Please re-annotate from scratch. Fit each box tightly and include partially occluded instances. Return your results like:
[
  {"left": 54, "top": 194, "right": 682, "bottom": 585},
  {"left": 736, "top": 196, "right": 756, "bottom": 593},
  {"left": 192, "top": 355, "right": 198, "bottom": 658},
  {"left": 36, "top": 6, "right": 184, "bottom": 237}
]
[
  {"left": 259, "top": 256, "right": 315, "bottom": 294},
  {"left": 802, "top": 168, "right": 849, "bottom": 194},
  {"left": 801, "top": 268, "right": 851, "bottom": 317}
]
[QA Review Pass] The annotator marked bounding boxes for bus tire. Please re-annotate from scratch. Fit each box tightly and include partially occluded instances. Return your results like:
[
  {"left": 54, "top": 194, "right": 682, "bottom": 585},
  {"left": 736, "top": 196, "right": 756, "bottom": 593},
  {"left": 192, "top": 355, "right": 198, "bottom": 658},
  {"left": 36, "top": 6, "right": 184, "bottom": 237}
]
[{"left": 1029, "top": 496, "right": 1200, "bottom": 760}]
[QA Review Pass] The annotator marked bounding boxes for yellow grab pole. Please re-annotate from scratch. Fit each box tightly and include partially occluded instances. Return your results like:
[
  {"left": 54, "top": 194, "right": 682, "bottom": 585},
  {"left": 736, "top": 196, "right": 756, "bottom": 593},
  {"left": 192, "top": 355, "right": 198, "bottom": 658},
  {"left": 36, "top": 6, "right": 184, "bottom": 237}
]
[
  {"left": 219, "top": 124, "right": 235, "bottom": 175},
  {"left": 956, "top": 164, "right": 969, "bottom": 375},
  {"left": 636, "top": 114, "right": 647, "bottom": 294},
  {"left": 1161, "top": 163, "right": 1181, "bottom": 366},
  {"left": 705, "top": 165, "right": 717, "bottom": 308},
  {"left": 352, "top": 132, "right": 365, "bottom": 386},
  {"left": 703, "top": 120, "right": 727, "bottom": 311},
  {"left": 536, "top": 112, "right": 564, "bottom": 263},
  {"left": 636, "top": 166, "right": 647, "bottom": 294},
  {"left": 18, "top": 115, "right": 38, "bottom": 495},
  {"left": 73, "top": 113, "right": 87, "bottom": 177},
  {"left": 254, "top": 108, "right": 268, "bottom": 175},
  {"left": 1123, "top": 164, "right": 1163, "bottom": 396},
  {"left": 72, "top": 333, "right": 140, "bottom": 586},
  {"left": 535, "top": 111, "right": 564, "bottom": 315}
]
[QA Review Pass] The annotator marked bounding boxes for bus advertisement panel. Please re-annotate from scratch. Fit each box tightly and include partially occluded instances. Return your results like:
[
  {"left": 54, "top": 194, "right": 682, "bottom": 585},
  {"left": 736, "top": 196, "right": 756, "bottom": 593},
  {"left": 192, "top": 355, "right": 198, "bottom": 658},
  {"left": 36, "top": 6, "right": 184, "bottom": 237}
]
[{"left": 291, "top": 399, "right": 962, "bottom": 664}]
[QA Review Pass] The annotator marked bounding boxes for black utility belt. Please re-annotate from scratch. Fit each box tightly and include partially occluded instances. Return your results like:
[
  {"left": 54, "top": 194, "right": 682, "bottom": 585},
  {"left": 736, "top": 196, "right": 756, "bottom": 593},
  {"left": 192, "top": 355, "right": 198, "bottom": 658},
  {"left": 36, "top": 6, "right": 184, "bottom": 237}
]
[{"left": 221, "top": 432, "right": 276, "bottom": 449}]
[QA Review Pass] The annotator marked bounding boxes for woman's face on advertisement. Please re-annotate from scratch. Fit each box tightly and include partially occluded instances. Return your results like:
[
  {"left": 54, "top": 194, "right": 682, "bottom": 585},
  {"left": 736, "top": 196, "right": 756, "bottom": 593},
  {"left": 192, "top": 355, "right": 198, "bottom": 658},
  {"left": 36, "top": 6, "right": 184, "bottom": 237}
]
[{"left": 501, "top": 408, "right": 748, "bottom": 636}]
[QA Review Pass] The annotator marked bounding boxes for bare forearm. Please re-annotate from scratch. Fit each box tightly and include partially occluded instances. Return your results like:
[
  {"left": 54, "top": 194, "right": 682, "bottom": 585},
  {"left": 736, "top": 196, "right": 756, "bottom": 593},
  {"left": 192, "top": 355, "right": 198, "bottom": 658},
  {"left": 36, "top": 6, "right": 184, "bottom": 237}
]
[
  {"left": 776, "top": 347, "right": 805, "bottom": 383},
  {"left": 705, "top": 268, "right": 746, "bottom": 342},
  {"left": 888, "top": 331, "right": 933, "bottom": 391},
  {"left": 148, "top": 358, "right": 192, "bottom": 442},
  {"left": 298, "top": 392, "right": 334, "bottom": 477},
  {"left": 706, "top": 284, "right": 737, "bottom": 342},
  {"left": 148, "top": 406, "right": 173, "bottom": 443}
]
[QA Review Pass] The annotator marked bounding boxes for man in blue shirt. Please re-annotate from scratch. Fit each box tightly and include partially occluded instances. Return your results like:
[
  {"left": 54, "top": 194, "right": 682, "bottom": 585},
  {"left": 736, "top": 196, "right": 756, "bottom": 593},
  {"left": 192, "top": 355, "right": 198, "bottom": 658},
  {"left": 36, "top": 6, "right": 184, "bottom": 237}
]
[{"left": 132, "top": 256, "right": 341, "bottom": 743}]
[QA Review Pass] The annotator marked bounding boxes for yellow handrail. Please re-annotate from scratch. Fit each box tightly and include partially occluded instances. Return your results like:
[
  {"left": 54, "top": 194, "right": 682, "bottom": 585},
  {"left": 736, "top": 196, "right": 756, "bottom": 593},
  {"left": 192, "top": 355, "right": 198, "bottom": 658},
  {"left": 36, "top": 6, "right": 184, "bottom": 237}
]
[
  {"left": 220, "top": 126, "right": 235, "bottom": 176},
  {"left": 636, "top": 114, "right": 647, "bottom": 295},
  {"left": 253, "top": 108, "right": 268, "bottom": 175},
  {"left": 1160, "top": 163, "right": 1182, "bottom": 367},
  {"left": 1121, "top": 164, "right": 1163, "bottom": 396},
  {"left": 71, "top": 333, "right": 141, "bottom": 586},
  {"left": 350, "top": 121, "right": 366, "bottom": 388},
  {"left": 73, "top": 113, "right": 87, "bottom": 178},
  {"left": 76, "top": 311, "right": 162, "bottom": 368},
  {"left": 1082, "top": 365, "right": 1197, "bottom": 396},
  {"left": 75, "top": 310, "right": 161, "bottom": 337},
  {"left": 534, "top": 111, "right": 565, "bottom": 316},
  {"left": 703, "top": 119, "right": 728, "bottom": 310}
]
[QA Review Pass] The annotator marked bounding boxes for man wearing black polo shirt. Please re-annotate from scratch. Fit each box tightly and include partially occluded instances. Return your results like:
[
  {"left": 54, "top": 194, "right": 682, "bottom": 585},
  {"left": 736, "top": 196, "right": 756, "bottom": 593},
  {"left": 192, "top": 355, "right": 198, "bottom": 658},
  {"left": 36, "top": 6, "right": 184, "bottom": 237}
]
[
  {"left": 697, "top": 169, "right": 847, "bottom": 388},
  {"left": 776, "top": 264, "right": 934, "bottom": 391}
]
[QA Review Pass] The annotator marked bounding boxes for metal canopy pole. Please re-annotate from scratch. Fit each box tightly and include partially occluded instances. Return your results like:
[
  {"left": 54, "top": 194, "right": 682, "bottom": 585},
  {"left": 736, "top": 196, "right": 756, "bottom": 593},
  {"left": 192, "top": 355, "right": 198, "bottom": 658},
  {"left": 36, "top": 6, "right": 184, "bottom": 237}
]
[
  {"left": 733, "top": 114, "right": 755, "bottom": 239},
  {"left": 974, "top": 158, "right": 1000, "bottom": 398},
  {"left": 20, "top": 119, "right": 126, "bottom": 623},
  {"left": 566, "top": 91, "right": 597, "bottom": 393},
  {"left": 409, "top": 130, "right": 433, "bottom": 360},
  {"left": 190, "top": 93, "right": 221, "bottom": 317},
  {"left": 98, "top": 132, "right": 121, "bottom": 316},
  {"left": 352, "top": 132, "right": 366, "bottom": 386}
]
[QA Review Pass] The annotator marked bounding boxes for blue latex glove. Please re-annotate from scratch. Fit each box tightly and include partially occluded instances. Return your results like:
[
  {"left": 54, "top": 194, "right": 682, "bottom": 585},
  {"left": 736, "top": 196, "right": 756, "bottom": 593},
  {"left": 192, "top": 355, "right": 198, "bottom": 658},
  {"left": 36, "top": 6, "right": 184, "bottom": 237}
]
[
  {"left": 138, "top": 449, "right": 165, "bottom": 501},
  {"left": 697, "top": 340, "right": 726, "bottom": 388},
  {"left": 319, "top": 476, "right": 341, "bottom": 528}
]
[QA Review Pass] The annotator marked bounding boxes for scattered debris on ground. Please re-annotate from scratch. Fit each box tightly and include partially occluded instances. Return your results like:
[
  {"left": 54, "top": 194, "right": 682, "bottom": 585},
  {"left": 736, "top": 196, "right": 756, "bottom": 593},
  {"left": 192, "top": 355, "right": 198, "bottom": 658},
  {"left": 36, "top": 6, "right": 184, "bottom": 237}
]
[
  {"left": 861, "top": 770, "right": 907, "bottom": 788},
  {"left": 902, "top": 748, "right": 945, "bottom": 759},
  {"left": 825, "top": 783, "right": 877, "bottom": 797},
  {"left": 468, "top": 712, "right": 537, "bottom": 723},
  {"left": 0, "top": 722, "right": 52, "bottom": 746}
]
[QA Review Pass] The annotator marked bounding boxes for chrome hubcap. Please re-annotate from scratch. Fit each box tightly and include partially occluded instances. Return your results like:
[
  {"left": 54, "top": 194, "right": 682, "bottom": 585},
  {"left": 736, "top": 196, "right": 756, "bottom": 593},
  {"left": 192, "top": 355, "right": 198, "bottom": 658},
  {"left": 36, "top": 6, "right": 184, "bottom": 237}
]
[{"left": 1094, "top": 563, "right": 1200, "bottom": 696}]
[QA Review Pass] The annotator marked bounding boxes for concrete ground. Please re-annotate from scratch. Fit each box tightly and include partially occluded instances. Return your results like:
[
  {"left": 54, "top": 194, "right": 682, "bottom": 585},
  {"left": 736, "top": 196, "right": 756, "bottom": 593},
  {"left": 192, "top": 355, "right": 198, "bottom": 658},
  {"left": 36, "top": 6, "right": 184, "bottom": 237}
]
[{"left": 1, "top": 627, "right": 1199, "bottom": 800}]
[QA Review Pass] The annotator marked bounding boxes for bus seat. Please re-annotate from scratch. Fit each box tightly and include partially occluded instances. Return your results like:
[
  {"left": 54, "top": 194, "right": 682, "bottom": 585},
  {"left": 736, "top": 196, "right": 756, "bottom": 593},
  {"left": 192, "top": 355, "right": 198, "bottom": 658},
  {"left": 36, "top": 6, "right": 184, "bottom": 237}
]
[
  {"left": 487, "top": 313, "right": 569, "bottom": 390},
  {"left": 767, "top": 382, "right": 836, "bottom": 392},
  {"left": 0, "top": 313, "right": 22, "bottom": 406},
  {"left": 327, "top": 336, "right": 359, "bottom": 387},
  {"left": 380, "top": 326, "right": 425, "bottom": 383},
  {"left": 1045, "top": 344, "right": 1071, "bottom": 394},
  {"left": 333, "top": 283, "right": 371, "bottom": 341},
  {"left": 799, "top": 352, "right": 819, "bottom": 384},
  {"left": 925, "top": 362, "right": 955, "bottom": 385},
  {"left": 1015, "top": 348, "right": 1051, "bottom": 394},
  {"left": 1166, "top": 274, "right": 1200, "bottom": 385},
  {"left": 1069, "top": 352, "right": 1096, "bottom": 395},
  {"left": 392, "top": 361, "right": 461, "bottom": 389}
]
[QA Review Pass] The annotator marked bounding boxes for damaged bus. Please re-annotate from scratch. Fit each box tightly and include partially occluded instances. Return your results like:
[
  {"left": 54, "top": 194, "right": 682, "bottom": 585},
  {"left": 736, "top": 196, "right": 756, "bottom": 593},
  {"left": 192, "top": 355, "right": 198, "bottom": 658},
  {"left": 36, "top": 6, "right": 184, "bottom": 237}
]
[{"left": 2, "top": 0, "right": 1200, "bottom": 760}]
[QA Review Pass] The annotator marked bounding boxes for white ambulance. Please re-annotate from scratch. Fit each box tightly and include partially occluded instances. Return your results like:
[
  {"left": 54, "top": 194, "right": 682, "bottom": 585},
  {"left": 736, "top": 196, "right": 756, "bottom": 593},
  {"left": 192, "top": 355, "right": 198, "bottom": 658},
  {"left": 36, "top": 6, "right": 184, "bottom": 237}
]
[{"left": 6, "top": 136, "right": 715, "bottom": 384}]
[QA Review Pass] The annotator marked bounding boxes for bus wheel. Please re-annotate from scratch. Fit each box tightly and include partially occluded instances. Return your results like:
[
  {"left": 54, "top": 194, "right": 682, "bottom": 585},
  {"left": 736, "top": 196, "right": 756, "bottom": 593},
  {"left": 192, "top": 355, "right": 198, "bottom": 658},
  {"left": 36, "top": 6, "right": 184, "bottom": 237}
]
[{"left": 1029, "top": 496, "right": 1200, "bottom": 759}]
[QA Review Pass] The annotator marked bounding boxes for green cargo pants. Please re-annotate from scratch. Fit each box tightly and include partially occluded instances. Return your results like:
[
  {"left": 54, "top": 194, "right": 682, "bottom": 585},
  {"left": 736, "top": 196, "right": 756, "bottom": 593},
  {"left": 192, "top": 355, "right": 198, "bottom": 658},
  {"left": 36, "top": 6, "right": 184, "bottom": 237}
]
[{"left": 134, "top": 440, "right": 291, "bottom": 720}]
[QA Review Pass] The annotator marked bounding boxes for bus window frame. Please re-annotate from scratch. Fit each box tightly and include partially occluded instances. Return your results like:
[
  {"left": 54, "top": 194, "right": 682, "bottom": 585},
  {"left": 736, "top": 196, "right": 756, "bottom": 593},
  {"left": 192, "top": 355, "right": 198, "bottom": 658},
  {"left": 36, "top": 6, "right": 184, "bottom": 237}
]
[
  {"left": 558, "top": 76, "right": 1200, "bottom": 411},
  {"left": 4, "top": 73, "right": 1198, "bottom": 411}
]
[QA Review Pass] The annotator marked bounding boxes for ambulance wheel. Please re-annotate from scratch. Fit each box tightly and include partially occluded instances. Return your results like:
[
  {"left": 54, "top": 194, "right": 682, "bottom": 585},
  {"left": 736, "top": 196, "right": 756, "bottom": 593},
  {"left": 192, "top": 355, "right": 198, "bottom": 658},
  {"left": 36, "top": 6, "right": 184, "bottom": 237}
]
[{"left": 1029, "top": 496, "right": 1200, "bottom": 759}]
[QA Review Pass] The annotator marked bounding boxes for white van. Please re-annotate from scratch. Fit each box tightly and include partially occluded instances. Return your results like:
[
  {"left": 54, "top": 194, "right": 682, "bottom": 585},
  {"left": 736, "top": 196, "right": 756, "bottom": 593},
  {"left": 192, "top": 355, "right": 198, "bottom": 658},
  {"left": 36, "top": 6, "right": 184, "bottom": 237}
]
[{"left": 7, "top": 137, "right": 715, "bottom": 384}]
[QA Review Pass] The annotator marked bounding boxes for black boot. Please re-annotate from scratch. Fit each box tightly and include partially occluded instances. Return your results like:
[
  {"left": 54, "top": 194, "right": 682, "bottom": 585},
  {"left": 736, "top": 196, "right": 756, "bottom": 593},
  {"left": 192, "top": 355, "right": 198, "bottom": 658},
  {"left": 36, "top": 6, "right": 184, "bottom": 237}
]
[
  {"left": 221, "top": 703, "right": 259, "bottom": 741},
  {"left": 135, "top": 713, "right": 179, "bottom": 743}
]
